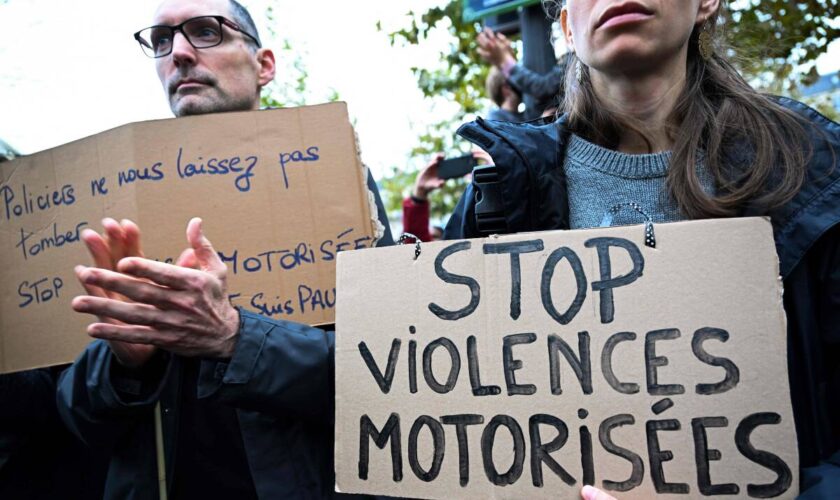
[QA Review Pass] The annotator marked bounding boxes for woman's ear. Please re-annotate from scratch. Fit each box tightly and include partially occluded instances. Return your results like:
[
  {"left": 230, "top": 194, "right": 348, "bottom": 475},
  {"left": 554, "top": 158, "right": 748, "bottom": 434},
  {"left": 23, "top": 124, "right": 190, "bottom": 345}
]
[
  {"left": 696, "top": 0, "right": 720, "bottom": 24},
  {"left": 560, "top": 7, "right": 575, "bottom": 52}
]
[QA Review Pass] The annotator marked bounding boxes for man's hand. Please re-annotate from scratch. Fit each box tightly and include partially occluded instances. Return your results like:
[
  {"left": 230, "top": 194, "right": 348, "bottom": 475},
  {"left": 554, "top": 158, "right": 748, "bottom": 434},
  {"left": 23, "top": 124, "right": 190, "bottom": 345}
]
[
  {"left": 581, "top": 485, "right": 617, "bottom": 500},
  {"left": 73, "top": 218, "right": 240, "bottom": 361},
  {"left": 78, "top": 218, "right": 157, "bottom": 368},
  {"left": 477, "top": 27, "right": 516, "bottom": 70},
  {"left": 412, "top": 154, "right": 446, "bottom": 200}
]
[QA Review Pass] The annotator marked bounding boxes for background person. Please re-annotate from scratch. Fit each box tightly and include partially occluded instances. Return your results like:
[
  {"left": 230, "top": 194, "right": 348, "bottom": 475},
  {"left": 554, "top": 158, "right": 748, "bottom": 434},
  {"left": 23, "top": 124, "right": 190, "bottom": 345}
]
[
  {"left": 485, "top": 67, "right": 524, "bottom": 122},
  {"left": 403, "top": 154, "right": 445, "bottom": 242},
  {"left": 403, "top": 150, "right": 491, "bottom": 242},
  {"left": 477, "top": 27, "right": 570, "bottom": 120},
  {"left": 449, "top": 0, "right": 840, "bottom": 497},
  {"left": 58, "top": 0, "right": 389, "bottom": 498}
]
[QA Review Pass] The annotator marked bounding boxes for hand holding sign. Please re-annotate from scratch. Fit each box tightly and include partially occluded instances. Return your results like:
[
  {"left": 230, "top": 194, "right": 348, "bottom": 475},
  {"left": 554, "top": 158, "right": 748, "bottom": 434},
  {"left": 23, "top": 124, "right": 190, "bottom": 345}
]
[
  {"left": 581, "top": 485, "right": 617, "bottom": 500},
  {"left": 73, "top": 218, "right": 240, "bottom": 361}
]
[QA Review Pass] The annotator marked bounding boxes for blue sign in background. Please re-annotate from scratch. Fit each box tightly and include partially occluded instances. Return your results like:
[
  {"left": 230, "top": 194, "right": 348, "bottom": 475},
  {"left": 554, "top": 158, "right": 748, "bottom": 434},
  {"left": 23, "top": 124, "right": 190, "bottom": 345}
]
[{"left": 462, "top": 0, "right": 541, "bottom": 22}]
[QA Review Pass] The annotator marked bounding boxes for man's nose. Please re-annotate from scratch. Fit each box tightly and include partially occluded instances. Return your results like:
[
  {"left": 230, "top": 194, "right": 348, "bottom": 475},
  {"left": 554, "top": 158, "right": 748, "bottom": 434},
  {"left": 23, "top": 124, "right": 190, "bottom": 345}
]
[{"left": 170, "top": 31, "right": 196, "bottom": 65}]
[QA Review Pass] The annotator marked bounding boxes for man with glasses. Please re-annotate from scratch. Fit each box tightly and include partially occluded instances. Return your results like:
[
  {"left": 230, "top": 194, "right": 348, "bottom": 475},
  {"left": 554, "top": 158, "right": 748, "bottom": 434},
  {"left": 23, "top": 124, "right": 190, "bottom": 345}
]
[
  {"left": 136, "top": 6, "right": 274, "bottom": 117},
  {"left": 57, "top": 0, "right": 390, "bottom": 498}
]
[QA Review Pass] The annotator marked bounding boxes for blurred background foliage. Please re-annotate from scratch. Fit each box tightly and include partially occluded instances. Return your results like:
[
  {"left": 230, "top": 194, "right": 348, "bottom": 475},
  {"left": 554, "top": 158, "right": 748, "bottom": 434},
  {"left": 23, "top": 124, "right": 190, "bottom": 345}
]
[
  {"left": 378, "top": 0, "right": 839, "bottom": 221},
  {"left": 259, "top": 3, "right": 340, "bottom": 109}
]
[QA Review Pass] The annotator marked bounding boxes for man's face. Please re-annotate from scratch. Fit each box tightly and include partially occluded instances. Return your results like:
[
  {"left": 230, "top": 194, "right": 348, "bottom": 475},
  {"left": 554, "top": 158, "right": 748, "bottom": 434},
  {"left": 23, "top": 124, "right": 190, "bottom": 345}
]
[{"left": 152, "top": 0, "right": 271, "bottom": 116}]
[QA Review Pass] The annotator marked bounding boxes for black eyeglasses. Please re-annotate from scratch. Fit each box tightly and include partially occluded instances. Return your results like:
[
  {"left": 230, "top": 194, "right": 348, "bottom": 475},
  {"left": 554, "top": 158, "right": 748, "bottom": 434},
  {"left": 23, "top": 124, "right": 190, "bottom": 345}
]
[{"left": 134, "top": 15, "right": 261, "bottom": 58}]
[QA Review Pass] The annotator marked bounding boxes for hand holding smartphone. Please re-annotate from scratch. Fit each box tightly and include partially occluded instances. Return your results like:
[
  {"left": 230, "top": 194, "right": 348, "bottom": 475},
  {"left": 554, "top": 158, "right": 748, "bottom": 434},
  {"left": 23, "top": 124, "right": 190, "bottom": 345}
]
[{"left": 436, "top": 153, "right": 478, "bottom": 180}]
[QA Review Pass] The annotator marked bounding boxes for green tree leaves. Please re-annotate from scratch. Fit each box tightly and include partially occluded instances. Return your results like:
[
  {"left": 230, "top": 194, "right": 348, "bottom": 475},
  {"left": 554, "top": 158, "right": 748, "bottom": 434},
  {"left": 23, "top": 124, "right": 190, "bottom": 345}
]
[
  {"left": 378, "top": 0, "right": 839, "bottom": 224},
  {"left": 729, "top": 0, "right": 839, "bottom": 92}
]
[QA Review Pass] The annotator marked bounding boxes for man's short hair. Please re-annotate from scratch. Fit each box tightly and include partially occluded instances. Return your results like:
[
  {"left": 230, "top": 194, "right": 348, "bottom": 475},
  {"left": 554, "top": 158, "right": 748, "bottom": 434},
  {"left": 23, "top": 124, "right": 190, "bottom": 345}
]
[
  {"left": 485, "top": 67, "right": 507, "bottom": 107},
  {"left": 229, "top": 0, "right": 262, "bottom": 49}
]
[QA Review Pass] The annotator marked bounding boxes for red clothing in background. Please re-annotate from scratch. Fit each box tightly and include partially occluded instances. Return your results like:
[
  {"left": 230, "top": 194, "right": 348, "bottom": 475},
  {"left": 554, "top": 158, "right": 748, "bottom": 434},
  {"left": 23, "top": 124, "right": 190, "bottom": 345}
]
[{"left": 402, "top": 196, "right": 431, "bottom": 242}]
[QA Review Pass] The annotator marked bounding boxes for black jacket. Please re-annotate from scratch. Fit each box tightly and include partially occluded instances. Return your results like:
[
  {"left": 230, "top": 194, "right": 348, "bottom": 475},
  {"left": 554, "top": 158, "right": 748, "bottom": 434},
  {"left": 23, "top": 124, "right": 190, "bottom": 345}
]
[
  {"left": 1, "top": 367, "right": 107, "bottom": 499},
  {"left": 506, "top": 53, "right": 571, "bottom": 119},
  {"left": 446, "top": 98, "right": 840, "bottom": 497},
  {"left": 58, "top": 311, "right": 336, "bottom": 499},
  {"left": 57, "top": 170, "right": 393, "bottom": 500}
]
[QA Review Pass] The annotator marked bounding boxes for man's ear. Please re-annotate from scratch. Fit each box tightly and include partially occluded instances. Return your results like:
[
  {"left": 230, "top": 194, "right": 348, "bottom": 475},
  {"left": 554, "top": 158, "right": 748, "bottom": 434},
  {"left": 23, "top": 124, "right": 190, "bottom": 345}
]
[
  {"left": 560, "top": 7, "right": 574, "bottom": 52},
  {"left": 256, "top": 48, "right": 276, "bottom": 87}
]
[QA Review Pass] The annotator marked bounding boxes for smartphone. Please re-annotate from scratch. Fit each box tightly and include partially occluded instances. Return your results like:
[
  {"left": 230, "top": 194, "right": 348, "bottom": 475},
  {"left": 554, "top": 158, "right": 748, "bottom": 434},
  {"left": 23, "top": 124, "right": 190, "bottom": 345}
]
[{"left": 437, "top": 153, "right": 477, "bottom": 180}]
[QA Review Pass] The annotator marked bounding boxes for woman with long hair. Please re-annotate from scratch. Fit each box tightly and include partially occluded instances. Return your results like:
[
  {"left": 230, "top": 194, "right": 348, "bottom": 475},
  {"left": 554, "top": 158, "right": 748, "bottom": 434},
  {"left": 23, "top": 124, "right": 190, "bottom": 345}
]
[{"left": 446, "top": 1, "right": 839, "bottom": 497}]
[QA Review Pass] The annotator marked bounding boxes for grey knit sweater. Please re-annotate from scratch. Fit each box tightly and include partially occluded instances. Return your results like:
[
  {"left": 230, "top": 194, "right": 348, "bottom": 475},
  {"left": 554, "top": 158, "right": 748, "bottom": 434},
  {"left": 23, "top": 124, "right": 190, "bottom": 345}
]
[{"left": 564, "top": 133, "right": 717, "bottom": 229}]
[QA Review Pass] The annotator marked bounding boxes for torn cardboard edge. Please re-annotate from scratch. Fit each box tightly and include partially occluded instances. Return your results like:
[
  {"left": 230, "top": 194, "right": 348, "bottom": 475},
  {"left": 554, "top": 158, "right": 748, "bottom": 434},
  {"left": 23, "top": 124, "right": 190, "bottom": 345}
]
[{"left": 352, "top": 128, "right": 385, "bottom": 246}]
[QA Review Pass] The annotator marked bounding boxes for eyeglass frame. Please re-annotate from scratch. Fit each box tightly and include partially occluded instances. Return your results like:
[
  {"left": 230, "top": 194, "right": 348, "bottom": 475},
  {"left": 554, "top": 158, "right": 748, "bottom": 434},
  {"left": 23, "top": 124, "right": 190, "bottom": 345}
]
[{"left": 133, "top": 15, "right": 261, "bottom": 58}]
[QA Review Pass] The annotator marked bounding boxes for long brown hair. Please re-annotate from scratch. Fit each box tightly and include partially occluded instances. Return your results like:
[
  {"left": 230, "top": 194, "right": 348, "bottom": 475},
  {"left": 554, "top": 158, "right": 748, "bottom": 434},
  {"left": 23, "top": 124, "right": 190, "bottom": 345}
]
[{"left": 556, "top": 2, "right": 810, "bottom": 218}]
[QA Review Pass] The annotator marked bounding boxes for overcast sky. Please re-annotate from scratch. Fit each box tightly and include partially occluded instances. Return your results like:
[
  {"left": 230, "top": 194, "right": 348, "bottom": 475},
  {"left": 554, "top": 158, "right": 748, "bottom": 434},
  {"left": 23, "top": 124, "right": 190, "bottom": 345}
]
[
  {"left": 0, "top": 0, "right": 463, "bottom": 178},
  {"left": 0, "top": 1, "right": 838, "bottom": 179}
]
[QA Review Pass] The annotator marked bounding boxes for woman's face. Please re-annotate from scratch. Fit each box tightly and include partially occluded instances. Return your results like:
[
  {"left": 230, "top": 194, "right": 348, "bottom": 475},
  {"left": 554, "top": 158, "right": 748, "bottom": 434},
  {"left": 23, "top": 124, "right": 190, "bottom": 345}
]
[{"left": 562, "top": 0, "right": 719, "bottom": 75}]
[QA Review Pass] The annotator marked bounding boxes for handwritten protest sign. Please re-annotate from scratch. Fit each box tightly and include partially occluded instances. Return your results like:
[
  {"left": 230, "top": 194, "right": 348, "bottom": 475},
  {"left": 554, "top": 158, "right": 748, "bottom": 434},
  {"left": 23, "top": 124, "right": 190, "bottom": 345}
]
[
  {"left": 0, "top": 102, "right": 376, "bottom": 373},
  {"left": 335, "top": 218, "right": 798, "bottom": 499}
]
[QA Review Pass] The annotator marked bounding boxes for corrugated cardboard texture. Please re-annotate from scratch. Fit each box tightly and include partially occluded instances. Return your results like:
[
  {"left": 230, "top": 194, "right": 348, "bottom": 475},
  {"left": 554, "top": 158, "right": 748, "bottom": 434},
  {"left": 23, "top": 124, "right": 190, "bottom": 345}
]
[
  {"left": 0, "top": 102, "right": 372, "bottom": 373},
  {"left": 335, "top": 218, "right": 798, "bottom": 499}
]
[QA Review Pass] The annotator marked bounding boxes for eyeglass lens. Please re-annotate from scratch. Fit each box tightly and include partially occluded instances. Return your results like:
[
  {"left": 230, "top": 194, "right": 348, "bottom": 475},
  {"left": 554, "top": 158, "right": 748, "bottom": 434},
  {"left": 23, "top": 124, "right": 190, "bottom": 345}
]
[{"left": 139, "top": 17, "right": 224, "bottom": 57}]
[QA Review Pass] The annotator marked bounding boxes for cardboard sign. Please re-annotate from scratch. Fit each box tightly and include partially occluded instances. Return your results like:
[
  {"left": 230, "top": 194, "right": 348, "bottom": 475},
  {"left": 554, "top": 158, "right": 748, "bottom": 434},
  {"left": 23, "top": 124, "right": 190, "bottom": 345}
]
[
  {"left": 0, "top": 102, "right": 376, "bottom": 374},
  {"left": 335, "top": 218, "right": 798, "bottom": 499}
]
